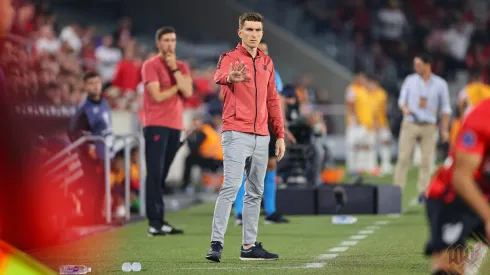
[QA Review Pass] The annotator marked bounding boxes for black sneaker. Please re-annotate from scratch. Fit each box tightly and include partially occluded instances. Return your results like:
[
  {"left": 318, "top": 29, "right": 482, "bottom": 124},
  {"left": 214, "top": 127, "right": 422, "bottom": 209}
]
[
  {"left": 265, "top": 213, "right": 289, "bottom": 224},
  {"left": 206, "top": 241, "right": 223, "bottom": 262},
  {"left": 240, "top": 242, "right": 279, "bottom": 261},
  {"left": 147, "top": 226, "right": 167, "bottom": 237},
  {"left": 235, "top": 214, "right": 243, "bottom": 226},
  {"left": 162, "top": 221, "right": 184, "bottom": 235}
]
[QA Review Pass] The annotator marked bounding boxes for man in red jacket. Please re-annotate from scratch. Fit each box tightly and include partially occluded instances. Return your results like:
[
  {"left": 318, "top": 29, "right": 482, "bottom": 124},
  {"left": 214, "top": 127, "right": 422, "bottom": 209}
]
[{"left": 206, "top": 12, "right": 285, "bottom": 263}]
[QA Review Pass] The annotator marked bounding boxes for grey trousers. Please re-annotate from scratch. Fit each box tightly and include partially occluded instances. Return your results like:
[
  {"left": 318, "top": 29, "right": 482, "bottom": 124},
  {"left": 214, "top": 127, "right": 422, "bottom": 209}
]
[{"left": 210, "top": 131, "right": 270, "bottom": 245}]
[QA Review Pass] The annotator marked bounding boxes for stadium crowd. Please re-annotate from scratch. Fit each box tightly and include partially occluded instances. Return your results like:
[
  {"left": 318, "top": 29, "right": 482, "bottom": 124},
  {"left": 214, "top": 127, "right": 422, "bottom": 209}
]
[{"left": 296, "top": 0, "right": 490, "bottom": 87}]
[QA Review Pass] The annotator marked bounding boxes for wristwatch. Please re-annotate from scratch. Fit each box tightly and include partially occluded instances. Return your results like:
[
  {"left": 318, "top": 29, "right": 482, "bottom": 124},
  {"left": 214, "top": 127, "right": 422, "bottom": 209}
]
[{"left": 172, "top": 68, "right": 180, "bottom": 73}]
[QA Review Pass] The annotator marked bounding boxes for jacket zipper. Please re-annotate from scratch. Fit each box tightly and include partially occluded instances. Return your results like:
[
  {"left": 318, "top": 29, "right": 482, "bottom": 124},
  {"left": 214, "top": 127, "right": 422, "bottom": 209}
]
[{"left": 253, "top": 57, "right": 258, "bottom": 134}]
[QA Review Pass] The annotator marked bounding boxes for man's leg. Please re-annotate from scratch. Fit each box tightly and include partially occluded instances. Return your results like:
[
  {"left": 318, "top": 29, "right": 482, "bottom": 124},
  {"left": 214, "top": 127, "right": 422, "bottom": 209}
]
[
  {"left": 264, "top": 158, "right": 277, "bottom": 217},
  {"left": 379, "top": 128, "right": 393, "bottom": 175},
  {"left": 393, "top": 121, "right": 418, "bottom": 190},
  {"left": 242, "top": 135, "right": 269, "bottom": 245},
  {"left": 209, "top": 131, "right": 254, "bottom": 246},
  {"left": 345, "top": 125, "right": 356, "bottom": 174},
  {"left": 417, "top": 125, "right": 438, "bottom": 193},
  {"left": 182, "top": 154, "right": 196, "bottom": 191},
  {"left": 233, "top": 174, "right": 246, "bottom": 224},
  {"left": 160, "top": 128, "right": 182, "bottom": 190},
  {"left": 143, "top": 126, "right": 166, "bottom": 233},
  {"left": 310, "top": 136, "right": 326, "bottom": 184},
  {"left": 240, "top": 134, "right": 279, "bottom": 260}
]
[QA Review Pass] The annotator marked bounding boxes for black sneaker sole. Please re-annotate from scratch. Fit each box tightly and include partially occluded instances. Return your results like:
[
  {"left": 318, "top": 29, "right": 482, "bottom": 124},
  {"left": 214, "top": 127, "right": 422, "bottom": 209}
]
[
  {"left": 206, "top": 254, "right": 221, "bottom": 262},
  {"left": 239, "top": 257, "right": 278, "bottom": 261}
]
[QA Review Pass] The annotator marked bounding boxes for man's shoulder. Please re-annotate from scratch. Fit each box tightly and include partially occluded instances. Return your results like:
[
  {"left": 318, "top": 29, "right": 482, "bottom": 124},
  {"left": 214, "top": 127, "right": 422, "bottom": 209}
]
[
  {"left": 176, "top": 60, "right": 190, "bottom": 69},
  {"left": 142, "top": 56, "right": 159, "bottom": 67},
  {"left": 403, "top": 73, "right": 418, "bottom": 82},
  {"left": 431, "top": 74, "right": 448, "bottom": 86}
]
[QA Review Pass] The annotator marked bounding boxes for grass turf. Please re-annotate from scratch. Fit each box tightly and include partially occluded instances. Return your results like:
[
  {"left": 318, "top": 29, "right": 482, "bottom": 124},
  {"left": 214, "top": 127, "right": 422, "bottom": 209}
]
[{"left": 31, "top": 168, "right": 490, "bottom": 274}]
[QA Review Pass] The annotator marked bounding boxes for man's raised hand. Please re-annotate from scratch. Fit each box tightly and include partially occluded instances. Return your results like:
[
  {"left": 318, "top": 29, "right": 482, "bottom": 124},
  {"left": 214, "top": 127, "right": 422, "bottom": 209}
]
[{"left": 227, "top": 61, "right": 251, "bottom": 83}]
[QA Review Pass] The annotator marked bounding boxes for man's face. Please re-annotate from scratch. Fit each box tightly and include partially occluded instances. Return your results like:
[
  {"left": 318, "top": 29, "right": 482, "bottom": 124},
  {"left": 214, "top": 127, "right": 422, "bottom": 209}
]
[
  {"left": 84, "top": 76, "right": 102, "bottom": 97},
  {"left": 103, "top": 35, "right": 113, "bottom": 47},
  {"left": 157, "top": 33, "right": 177, "bottom": 54},
  {"left": 413, "top": 57, "right": 427, "bottom": 75},
  {"left": 238, "top": 21, "right": 263, "bottom": 49},
  {"left": 258, "top": 42, "right": 268, "bottom": 55},
  {"left": 0, "top": 0, "right": 14, "bottom": 37}
]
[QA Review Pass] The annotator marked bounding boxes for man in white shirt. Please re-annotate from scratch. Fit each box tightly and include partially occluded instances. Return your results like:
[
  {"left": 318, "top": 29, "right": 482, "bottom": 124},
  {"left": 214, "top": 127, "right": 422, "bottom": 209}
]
[
  {"left": 35, "top": 25, "right": 60, "bottom": 54},
  {"left": 95, "top": 35, "right": 122, "bottom": 85}
]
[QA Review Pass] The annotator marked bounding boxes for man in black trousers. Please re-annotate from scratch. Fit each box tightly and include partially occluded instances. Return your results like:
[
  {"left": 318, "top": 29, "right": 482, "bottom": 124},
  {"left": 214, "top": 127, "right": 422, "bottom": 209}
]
[{"left": 141, "top": 26, "right": 193, "bottom": 236}]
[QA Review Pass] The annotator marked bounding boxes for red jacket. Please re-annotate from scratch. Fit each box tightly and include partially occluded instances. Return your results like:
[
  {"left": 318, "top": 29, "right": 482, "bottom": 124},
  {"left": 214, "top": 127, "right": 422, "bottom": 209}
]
[{"left": 214, "top": 43, "right": 284, "bottom": 139}]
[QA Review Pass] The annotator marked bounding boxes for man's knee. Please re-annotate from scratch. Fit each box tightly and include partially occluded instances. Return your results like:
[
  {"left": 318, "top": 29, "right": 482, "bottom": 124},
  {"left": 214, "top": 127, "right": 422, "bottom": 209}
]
[{"left": 267, "top": 158, "right": 277, "bottom": 171}]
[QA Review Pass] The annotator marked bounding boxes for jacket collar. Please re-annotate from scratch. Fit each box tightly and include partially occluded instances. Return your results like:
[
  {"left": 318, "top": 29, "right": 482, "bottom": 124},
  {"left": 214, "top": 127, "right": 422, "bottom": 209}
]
[{"left": 236, "top": 43, "right": 263, "bottom": 58}]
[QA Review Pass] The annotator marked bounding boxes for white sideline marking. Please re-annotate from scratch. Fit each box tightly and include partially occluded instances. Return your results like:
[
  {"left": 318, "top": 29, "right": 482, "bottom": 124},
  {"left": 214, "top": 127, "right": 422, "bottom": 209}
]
[
  {"left": 316, "top": 254, "right": 338, "bottom": 260},
  {"left": 359, "top": 230, "right": 374, "bottom": 234},
  {"left": 329, "top": 247, "right": 348, "bottom": 252},
  {"left": 387, "top": 214, "right": 401, "bottom": 218},
  {"left": 366, "top": 225, "right": 380, "bottom": 230},
  {"left": 340, "top": 241, "right": 358, "bottom": 246},
  {"left": 350, "top": 235, "right": 367, "bottom": 240},
  {"left": 304, "top": 263, "right": 325, "bottom": 268},
  {"left": 375, "top": 221, "right": 389, "bottom": 225}
]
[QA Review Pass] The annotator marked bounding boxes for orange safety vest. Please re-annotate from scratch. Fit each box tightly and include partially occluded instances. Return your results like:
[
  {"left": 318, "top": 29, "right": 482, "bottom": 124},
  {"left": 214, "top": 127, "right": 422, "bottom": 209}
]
[{"left": 198, "top": 124, "right": 224, "bottom": 161}]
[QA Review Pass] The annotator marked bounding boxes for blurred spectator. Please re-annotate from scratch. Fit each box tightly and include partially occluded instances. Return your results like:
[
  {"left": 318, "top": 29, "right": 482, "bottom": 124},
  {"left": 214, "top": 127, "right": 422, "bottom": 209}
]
[
  {"left": 59, "top": 24, "right": 82, "bottom": 54},
  {"left": 111, "top": 46, "right": 142, "bottom": 94},
  {"left": 442, "top": 19, "right": 474, "bottom": 70},
  {"left": 376, "top": 0, "right": 408, "bottom": 44},
  {"left": 35, "top": 24, "right": 60, "bottom": 54},
  {"left": 113, "top": 17, "right": 133, "bottom": 50},
  {"left": 95, "top": 35, "right": 122, "bottom": 86}
]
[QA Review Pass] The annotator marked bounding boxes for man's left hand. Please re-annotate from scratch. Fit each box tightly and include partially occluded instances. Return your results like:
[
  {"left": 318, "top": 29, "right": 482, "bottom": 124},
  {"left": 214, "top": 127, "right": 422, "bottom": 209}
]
[{"left": 275, "top": 138, "right": 286, "bottom": 162}]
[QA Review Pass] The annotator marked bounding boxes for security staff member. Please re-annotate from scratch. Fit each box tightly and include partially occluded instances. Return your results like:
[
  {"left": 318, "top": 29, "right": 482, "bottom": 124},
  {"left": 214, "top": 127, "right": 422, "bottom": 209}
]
[{"left": 182, "top": 115, "right": 223, "bottom": 191}]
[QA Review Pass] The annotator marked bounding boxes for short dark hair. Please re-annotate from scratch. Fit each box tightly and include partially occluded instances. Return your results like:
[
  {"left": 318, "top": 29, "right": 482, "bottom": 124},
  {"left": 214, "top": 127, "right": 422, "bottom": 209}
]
[
  {"left": 239, "top": 12, "right": 264, "bottom": 29},
  {"left": 83, "top": 71, "right": 99, "bottom": 82},
  {"left": 155, "top": 26, "right": 176, "bottom": 41},
  {"left": 416, "top": 53, "right": 433, "bottom": 64}
]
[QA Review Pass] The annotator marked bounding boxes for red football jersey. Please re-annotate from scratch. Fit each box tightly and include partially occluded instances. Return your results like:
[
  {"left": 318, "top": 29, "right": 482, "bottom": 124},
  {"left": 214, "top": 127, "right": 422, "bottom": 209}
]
[{"left": 427, "top": 98, "right": 490, "bottom": 203}]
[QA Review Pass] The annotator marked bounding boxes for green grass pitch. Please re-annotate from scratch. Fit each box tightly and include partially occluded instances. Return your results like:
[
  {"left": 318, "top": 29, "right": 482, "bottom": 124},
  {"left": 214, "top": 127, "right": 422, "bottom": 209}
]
[{"left": 32, "top": 169, "right": 490, "bottom": 274}]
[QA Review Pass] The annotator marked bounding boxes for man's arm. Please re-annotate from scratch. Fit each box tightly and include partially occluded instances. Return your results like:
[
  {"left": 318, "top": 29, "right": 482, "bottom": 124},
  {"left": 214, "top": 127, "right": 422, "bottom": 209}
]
[
  {"left": 141, "top": 61, "right": 179, "bottom": 103},
  {"left": 187, "top": 130, "right": 206, "bottom": 154},
  {"left": 146, "top": 82, "right": 179, "bottom": 103},
  {"left": 439, "top": 81, "right": 452, "bottom": 133},
  {"left": 398, "top": 77, "right": 410, "bottom": 115},
  {"left": 453, "top": 150, "right": 489, "bottom": 221},
  {"left": 267, "top": 63, "right": 285, "bottom": 139},
  {"left": 68, "top": 109, "right": 90, "bottom": 142},
  {"left": 214, "top": 54, "right": 232, "bottom": 85},
  {"left": 173, "top": 63, "right": 193, "bottom": 98},
  {"left": 457, "top": 88, "right": 467, "bottom": 115}
]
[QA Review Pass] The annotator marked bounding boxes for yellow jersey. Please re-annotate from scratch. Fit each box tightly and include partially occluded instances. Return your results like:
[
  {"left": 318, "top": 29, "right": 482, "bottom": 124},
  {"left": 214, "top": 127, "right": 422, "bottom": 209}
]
[
  {"left": 370, "top": 88, "right": 389, "bottom": 128},
  {"left": 346, "top": 83, "right": 376, "bottom": 130},
  {"left": 458, "top": 82, "right": 490, "bottom": 114}
]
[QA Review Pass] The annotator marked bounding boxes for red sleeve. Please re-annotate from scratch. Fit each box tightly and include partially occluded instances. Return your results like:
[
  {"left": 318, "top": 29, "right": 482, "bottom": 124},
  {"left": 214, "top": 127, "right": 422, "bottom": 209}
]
[
  {"left": 141, "top": 60, "right": 158, "bottom": 84},
  {"left": 267, "top": 60, "right": 285, "bottom": 139},
  {"left": 454, "top": 121, "right": 486, "bottom": 157},
  {"left": 214, "top": 54, "right": 232, "bottom": 85}
]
